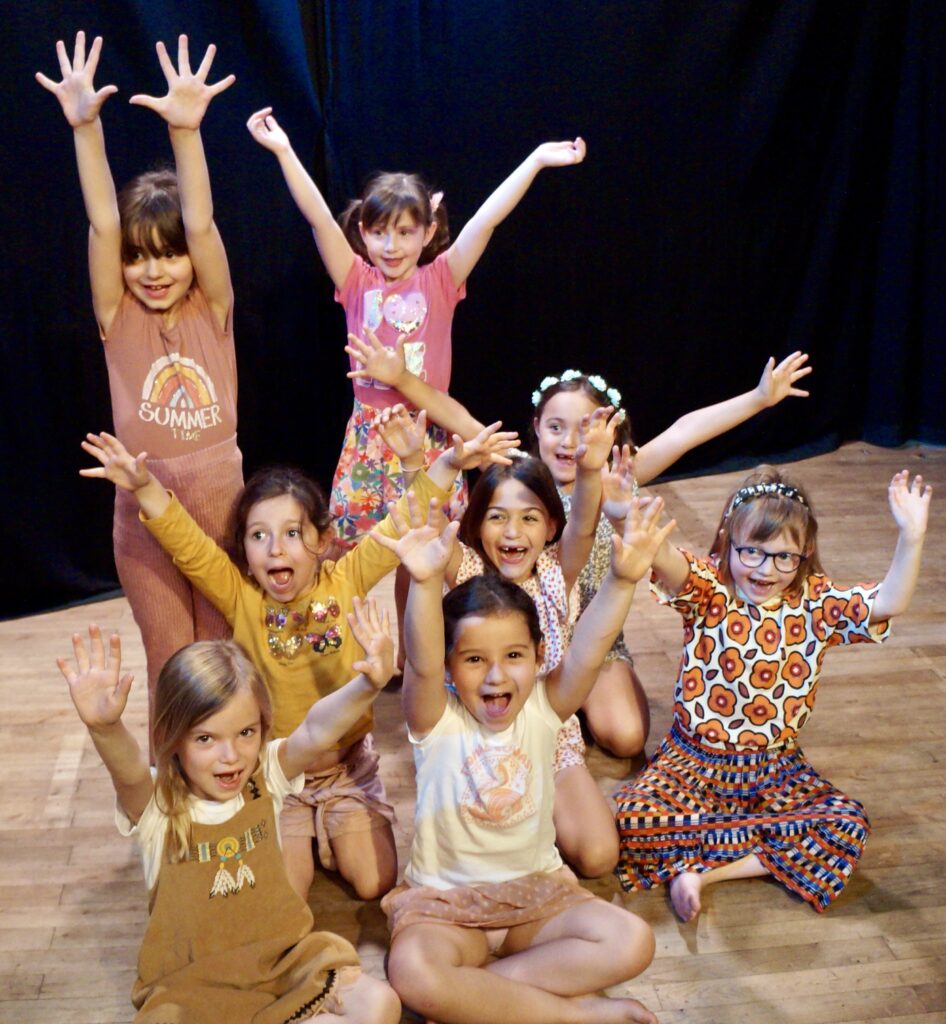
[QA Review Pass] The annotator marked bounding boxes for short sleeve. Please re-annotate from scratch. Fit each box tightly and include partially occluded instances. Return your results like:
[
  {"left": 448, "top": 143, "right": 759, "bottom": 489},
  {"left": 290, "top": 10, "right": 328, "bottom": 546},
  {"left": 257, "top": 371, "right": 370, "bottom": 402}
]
[
  {"left": 810, "top": 577, "right": 892, "bottom": 647},
  {"left": 650, "top": 550, "right": 721, "bottom": 621},
  {"left": 260, "top": 738, "right": 305, "bottom": 815}
]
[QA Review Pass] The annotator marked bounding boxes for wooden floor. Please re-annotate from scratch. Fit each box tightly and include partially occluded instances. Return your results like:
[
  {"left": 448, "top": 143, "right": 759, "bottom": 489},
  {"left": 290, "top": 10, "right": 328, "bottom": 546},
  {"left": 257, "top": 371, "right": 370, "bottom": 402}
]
[{"left": 2, "top": 442, "right": 945, "bottom": 1023}]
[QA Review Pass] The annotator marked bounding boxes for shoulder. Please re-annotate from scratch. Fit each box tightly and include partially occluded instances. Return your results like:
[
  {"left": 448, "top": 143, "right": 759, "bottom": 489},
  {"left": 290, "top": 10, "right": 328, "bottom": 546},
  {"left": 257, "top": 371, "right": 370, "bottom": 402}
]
[{"left": 456, "top": 542, "right": 485, "bottom": 583}]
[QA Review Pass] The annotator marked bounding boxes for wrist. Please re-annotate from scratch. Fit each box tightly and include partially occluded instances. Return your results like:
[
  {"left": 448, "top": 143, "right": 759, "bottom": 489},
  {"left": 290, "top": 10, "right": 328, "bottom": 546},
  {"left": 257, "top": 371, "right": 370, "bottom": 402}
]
[{"left": 400, "top": 456, "right": 425, "bottom": 473}]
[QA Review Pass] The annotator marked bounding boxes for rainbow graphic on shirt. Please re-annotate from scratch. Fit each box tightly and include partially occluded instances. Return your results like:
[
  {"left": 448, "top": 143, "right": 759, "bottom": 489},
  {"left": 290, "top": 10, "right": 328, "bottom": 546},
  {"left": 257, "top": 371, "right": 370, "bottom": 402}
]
[{"left": 138, "top": 353, "right": 223, "bottom": 439}]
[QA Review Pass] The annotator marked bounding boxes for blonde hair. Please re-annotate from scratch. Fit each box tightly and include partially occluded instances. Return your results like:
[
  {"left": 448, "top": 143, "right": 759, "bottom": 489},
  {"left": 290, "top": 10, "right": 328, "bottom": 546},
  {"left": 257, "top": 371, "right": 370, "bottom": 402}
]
[
  {"left": 709, "top": 465, "right": 823, "bottom": 598},
  {"left": 152, "top": 641, "right": 271, "bottom": 863}
]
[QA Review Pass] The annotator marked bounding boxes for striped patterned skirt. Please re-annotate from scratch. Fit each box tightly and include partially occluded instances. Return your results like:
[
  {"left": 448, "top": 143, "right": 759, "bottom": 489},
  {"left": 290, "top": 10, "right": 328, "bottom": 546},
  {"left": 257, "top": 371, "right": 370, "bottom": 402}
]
[{"left": 613, "top": 723, "right": 869, "bottom": 911}]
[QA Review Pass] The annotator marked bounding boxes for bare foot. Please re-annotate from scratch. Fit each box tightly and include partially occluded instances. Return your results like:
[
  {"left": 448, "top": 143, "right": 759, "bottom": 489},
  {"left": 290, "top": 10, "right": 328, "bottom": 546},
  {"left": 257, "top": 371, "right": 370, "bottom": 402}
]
[
  {"left": 572, "top": 994, "right": 658, "bottom": 1024},
  {"left": 669, "top": 871, "right": 702, "bottom": 922}
]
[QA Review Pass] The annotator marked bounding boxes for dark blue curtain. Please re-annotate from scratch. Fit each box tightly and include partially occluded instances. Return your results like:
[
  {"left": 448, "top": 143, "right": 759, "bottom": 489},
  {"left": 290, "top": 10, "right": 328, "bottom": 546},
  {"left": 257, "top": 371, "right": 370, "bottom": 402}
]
[{"left": 3, "top": 0, "right": 943, "bottom": 617}]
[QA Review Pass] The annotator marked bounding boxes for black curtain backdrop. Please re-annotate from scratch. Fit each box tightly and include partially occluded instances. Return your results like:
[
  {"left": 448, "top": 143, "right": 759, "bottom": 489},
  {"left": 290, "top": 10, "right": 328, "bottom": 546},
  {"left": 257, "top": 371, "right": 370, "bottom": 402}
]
[{"left": 3, "top": 0, "right": 943, "bottom": 619}]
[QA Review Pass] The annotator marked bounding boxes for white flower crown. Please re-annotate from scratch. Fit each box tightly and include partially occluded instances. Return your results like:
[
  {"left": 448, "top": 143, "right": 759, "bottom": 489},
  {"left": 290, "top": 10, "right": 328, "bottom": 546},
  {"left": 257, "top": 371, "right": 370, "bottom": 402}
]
[{"left": 531, "top": 369, "right": 622, "bottom": 409}]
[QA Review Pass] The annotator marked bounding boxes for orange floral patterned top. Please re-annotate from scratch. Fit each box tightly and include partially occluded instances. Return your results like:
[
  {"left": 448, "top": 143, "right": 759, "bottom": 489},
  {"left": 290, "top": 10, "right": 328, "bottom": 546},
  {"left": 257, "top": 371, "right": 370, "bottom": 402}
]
[{"left": 652, "top": 551, "right": 891, "bottom": 751}]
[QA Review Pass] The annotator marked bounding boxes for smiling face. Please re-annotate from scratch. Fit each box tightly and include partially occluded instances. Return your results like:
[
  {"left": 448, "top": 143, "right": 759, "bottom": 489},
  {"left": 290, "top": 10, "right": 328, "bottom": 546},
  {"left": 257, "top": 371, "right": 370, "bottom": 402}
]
[
  {"left": 447, "top": 611, "right": 539, "bottom": 732},
  {"left": 479, "top": 479, "right": 557, "bottom": 585},
  {"left": 122, "top": 229, "right": 194, "bottom": 313},
  {"left": 243, "top": 494, "right": 328, "bottom": 604},
  {"left": 533, "top": 390, "right": 600, "bottom": 492},
  {"left": 359, "top": 209, "right": 436, "bottom": 283},
  {"left": 177, "top": 687, "right": 263, "bottom": 802},
  {"left": 728, "top": 527, "right": 806, "bottom": 605}
]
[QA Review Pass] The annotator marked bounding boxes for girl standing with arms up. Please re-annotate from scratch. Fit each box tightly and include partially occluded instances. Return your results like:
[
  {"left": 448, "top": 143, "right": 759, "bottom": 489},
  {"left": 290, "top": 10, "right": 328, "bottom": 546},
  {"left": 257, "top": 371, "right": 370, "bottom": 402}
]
[
  {"left": 37, "top": 33, "right": 243, "bottom": 716},
  {"left": 375, "top": 494, "right": 670, "bottom": 1024},
  {"left": 57, "top": 612, "right": 401, "bottom": 1023},
  {"left": 246, "top": 106, "right": 585, "bottom": 545},
  {"left": 614, "top": 466, "right": 931, "bottom": 919}
]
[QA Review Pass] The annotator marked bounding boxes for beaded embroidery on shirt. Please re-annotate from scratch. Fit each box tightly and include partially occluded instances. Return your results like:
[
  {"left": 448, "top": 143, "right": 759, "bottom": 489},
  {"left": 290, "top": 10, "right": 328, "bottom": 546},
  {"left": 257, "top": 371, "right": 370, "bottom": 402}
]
[
  {"left": 265, "top": 598, "right": 343, "bottom": 659},
  {"left": 191, "top": 819, "right": 269, "bottom": 898}
]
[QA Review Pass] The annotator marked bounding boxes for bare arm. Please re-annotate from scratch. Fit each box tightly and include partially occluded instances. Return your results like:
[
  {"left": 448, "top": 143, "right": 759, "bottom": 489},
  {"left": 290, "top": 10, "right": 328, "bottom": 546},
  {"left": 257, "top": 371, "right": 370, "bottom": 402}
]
[
  {"left": 128, "top": 36, "right": 234, "bottom": 329},
  {"left": 57, "top": 626, "right": 153, "bottom": 822},
  {"left": 80, "top": 431, "right": 172, "bottom": 519},
  {"left": 280, "top": 598, "right": 393, "bottom": 777},
  {"left": 445, "top": 138, "right": 586, "bottom": 287},
  {"left": 559, "top": 406, "right": 621, "bottom": 590},
  {"left": 633, "top": 353, "right": 812, "bottom": 485},
  {"left": 548, "top": 499, "right": 675, "bottom": 720},
  {"left": 373, "top": 496, "right": 459, "bottom": 736},
  {"left": 247, "top": 108, "right": 355, "bottom": 290},
  {"left": 346, "top": 329, "right": 485, "bottom": 438},
  {"left": 870, "top": 471, "right": 932, "bottom": 623},
  {"left": 36, "top": 32, "right": 124, "bottom": 333}
]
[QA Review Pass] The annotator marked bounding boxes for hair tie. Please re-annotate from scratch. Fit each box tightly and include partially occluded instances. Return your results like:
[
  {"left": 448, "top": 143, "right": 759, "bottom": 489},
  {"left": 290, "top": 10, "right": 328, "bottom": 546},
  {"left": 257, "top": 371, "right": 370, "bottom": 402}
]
[{"left": 430, "top": 190, "right": 444, "bottom": 214}]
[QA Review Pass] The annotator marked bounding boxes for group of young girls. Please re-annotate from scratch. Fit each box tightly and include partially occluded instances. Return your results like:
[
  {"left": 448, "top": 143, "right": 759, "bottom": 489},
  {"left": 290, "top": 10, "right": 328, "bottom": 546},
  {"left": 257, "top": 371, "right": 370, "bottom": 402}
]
[{"left": 39, "top": 30, "right": 932, "bottom": 1024}]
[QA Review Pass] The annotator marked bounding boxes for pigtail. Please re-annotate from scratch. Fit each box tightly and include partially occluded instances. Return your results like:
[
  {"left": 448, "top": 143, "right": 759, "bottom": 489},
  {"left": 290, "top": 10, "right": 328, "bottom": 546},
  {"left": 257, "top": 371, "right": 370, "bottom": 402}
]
[
  {"left": 421, "top": 193, "right": 451, "bottom": 263},
  {"left": 338, "top": 198, "right": 369, "bottom": 261}
]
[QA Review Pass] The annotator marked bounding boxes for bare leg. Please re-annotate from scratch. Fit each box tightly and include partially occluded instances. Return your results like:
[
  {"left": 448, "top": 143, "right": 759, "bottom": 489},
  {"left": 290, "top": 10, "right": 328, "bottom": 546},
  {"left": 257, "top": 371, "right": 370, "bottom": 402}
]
[
  {"left": 581, "top": 661, "right": 649, "bottom": 758},
  {"left": 553, "top": 764, "right": 619, "bottom": 877},
  {"left": 670, "top": 853, "right": 769, "bottom": 922},
  {"left": 388, "top": 921, "right": 656, "bottom": 1024},
  {"left": 281, "top": 834, "right": 316, "bottom": 901},
  {"left": 331, "top": 823, "right": 398, "bottom": 900},
  {"left": 320, "top": 972, "right": 401, "bottom": 1023}
]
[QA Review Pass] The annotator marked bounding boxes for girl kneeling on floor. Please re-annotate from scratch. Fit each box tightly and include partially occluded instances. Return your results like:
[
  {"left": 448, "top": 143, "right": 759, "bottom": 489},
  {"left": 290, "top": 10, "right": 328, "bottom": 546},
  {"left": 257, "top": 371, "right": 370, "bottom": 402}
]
[{"left": 374, "top": 494, "right": 672, "bottom": 1024}]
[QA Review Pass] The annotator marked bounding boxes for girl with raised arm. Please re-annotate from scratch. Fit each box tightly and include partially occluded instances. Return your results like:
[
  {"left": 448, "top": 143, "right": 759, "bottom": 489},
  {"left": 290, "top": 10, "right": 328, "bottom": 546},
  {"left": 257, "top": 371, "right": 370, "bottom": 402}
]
[{"left": 37, "top": 32, "right": 243, "bottom": 717}]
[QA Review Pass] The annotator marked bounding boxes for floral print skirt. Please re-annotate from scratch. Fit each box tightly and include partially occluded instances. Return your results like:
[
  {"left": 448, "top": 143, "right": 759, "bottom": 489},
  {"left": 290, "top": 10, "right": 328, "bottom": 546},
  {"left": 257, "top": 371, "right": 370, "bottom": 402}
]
[
  {"left": 330, "top": 398, "right": 468, "bottom": 547},
  {"left": 613, "top": 723, "right": 870, "bottom": 910}
]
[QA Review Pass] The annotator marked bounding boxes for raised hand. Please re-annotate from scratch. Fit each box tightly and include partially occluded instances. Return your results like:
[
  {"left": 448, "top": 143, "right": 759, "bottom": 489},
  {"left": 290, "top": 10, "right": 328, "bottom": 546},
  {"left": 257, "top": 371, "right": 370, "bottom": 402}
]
[
  {"left": 532, "top": 137, "right": 587, "bottom": 168},
  {"left": 129, "top": 35, "right": 234, "bottom": 129},
  {"left": 36, "top": 31, "right": 117, "bottom": 127},
  {"left": 347, "top": 597, "right": 395, "bottom": 690},
  {"left": 576, "top": 405, "right": 622, "bottom": 472},
  {"left": 245, "top": 106, "right": 291, "bottom": 154},
  {"left": 345, "top": 328, "right": 407, "bottom": 387},
  {"left": 80, "top": 432, "right": 150, "bottom": 491},
  {"left": 375, "top": 404, "right": 427, "bottom": 463},
  {"left": 601, "top": 443, "right": 636, "bottom": 524},
  {"left": 757, "top": 351, "right": 812, "bottom": 407},
  {"left": 446, "top": 421, "right": 521, "bottom": 471},
  {"left": 57, "top": 625, "right": 133, "bottom": 729},
  {"left": 888, "top": 470, "right": 932, "bottom": 542},
  {"left": 373, "top": 493, "right": 459, "bottom": 582},
  {"left": 611, "top": 496, "right": 676, "bottom": 583}
]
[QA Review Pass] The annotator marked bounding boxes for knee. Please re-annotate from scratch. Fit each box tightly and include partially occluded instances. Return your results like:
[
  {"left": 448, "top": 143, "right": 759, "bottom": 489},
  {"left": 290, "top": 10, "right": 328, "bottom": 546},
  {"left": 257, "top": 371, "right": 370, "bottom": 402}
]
[
  {"left": 343, "top": 854, "right": 397, "bottom": 901},
  {"left": 592, "top": 719, "right": 648, "bottom": 759},
  {"left": 387, "top": 940, "right": 436, "bottom": 1012},
  {"left": 566, "top": 828, "right": 620, "bottom": 878},
  {"left": 593, "top": 904, "right": 655, "bottom": 981}
]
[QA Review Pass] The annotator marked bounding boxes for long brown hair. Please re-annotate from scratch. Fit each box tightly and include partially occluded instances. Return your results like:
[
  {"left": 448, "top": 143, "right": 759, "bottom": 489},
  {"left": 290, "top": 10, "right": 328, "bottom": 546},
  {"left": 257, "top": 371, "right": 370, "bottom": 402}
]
[
  {"left": 709, "top": 466, "right": 822, "bottom": 597},
  {"left": 153, "top": 641, "right": 272, "bottom": 863}
]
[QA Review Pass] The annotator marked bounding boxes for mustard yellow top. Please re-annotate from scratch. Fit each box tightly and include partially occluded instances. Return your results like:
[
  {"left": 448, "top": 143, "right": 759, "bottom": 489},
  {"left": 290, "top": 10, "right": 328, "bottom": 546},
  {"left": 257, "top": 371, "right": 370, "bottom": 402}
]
[{"left": 143, "top": 469, "right": 449, "bottom": 746}]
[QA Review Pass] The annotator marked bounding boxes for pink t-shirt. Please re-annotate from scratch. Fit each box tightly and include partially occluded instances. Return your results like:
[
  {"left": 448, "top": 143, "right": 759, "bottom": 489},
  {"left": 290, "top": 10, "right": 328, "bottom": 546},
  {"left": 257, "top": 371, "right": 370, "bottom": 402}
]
[
  {"left": 336, "top": 253, "right": 465, "bottom": 409},
  {"left": 103, "top": 288, "right": 238, "bottom": 458}
]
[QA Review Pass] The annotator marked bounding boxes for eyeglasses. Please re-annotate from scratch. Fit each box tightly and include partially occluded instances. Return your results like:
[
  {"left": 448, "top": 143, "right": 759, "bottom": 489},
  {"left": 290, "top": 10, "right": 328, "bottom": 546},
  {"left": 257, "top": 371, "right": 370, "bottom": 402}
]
[{"left": 732, "top": 545, "right": 804, "bottom": 574}]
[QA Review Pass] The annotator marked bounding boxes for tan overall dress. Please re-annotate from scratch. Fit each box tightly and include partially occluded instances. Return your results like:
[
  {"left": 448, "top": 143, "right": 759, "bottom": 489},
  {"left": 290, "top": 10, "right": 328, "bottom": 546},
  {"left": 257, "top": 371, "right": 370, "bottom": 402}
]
[{"left": 132, "top": 769, "right": 360, "bottom": 1023}]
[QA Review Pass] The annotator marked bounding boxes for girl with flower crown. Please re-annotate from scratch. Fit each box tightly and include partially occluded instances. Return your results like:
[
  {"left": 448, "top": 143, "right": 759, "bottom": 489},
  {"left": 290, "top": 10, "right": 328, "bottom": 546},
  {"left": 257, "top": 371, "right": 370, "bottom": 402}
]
[
  {"left": 614, "top": 465, "right": 930, "bottom": 919},
  {"left": 529, "top": 354, "right": 812, "bottom": 760}
]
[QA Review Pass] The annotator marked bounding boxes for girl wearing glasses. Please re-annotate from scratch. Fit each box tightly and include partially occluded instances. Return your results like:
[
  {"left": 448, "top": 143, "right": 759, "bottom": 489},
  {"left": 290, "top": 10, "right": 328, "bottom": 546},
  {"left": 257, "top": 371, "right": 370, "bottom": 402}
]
[{"left": 613, "top": 465, "right": 931, "bottom": 920}]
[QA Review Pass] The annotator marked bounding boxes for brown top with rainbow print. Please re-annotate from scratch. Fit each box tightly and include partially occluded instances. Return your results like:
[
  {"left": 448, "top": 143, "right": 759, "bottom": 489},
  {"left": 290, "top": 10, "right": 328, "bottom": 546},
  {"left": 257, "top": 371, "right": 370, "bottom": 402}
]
[{"left": 103, "top": 287, "right": 238, "bottom": 458}]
